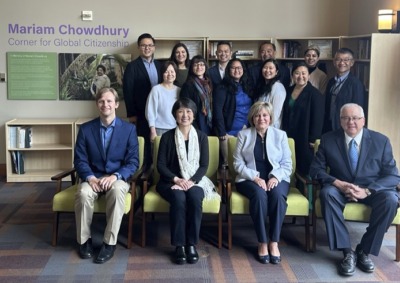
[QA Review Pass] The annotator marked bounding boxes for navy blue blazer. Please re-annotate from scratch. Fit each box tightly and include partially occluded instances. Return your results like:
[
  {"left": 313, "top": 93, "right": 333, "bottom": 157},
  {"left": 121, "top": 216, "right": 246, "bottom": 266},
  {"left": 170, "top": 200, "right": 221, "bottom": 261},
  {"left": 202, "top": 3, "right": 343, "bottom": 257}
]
[
  {"left": 74, "top": 117, "right": 139, "bottom": 181},
  {"left": 310, "top": 128, "right": 400, "bottom": 192},
  {"left": 323, "top": 72, "right": 365, "bottom": 133},
  {"left": 208, "top": 65, "right": 223, "bottom": 88},
  {"left": 123, "top": 56, "right": 161, "bottom": 119}
]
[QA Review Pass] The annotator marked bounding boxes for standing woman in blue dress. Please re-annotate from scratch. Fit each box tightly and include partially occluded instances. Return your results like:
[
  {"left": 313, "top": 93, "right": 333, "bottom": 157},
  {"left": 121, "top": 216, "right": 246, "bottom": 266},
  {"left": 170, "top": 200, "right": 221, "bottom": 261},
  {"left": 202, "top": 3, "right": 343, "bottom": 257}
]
[{"left": 213, "top": 58, "right": 253, "bottom": 166}]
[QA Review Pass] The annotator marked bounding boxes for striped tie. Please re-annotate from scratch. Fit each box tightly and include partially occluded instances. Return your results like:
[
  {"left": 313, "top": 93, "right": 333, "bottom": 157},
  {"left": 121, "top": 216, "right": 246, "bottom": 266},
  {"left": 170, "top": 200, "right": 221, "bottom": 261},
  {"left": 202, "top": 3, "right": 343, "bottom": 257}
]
[{"left": 348, "top": 139, "right": 358, "bottom": 173}]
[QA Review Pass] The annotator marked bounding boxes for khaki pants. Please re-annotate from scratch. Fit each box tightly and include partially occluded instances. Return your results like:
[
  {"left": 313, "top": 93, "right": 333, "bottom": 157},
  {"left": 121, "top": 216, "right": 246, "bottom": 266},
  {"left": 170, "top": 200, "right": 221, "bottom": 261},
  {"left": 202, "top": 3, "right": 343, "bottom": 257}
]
[{"left": 74, "top": 180, "right": 129, "bottom": 245}]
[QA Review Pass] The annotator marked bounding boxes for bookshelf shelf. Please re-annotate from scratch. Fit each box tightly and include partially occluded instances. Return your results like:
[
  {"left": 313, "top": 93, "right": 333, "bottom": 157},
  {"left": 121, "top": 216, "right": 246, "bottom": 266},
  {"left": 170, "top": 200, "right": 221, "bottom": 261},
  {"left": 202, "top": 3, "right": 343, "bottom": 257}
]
[{"left": 5, "top": 118, "right": 75, "bottom": 182}]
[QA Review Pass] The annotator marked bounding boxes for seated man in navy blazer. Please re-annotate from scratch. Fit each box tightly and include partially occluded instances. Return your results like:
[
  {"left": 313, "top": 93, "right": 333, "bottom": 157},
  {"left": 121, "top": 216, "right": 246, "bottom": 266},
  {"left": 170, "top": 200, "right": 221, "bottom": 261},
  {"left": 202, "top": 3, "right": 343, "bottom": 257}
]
[
  {"left": 74, "top": 87, "right": 139, "bottom": 264},
  {"left": 310, "top": 103, "right": 400, "bottom": 276}
]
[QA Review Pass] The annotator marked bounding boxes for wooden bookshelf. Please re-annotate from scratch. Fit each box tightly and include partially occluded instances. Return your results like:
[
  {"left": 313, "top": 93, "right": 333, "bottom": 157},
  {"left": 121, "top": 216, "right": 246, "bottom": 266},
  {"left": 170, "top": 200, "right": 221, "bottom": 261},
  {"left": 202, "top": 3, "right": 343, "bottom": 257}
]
[{"left": 5, "top": 118, "right": 75, "bottom": 182}]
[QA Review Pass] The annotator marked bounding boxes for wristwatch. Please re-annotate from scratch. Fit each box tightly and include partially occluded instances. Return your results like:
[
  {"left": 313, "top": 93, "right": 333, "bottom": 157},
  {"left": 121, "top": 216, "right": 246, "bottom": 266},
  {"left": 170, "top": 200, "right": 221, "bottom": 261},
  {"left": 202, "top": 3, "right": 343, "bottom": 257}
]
[
  {"left": 113, "top": 172, "right": 122, "bottom": 180},
  {"left": 365, "top": 188, "right": 372, "bottom": 196}
]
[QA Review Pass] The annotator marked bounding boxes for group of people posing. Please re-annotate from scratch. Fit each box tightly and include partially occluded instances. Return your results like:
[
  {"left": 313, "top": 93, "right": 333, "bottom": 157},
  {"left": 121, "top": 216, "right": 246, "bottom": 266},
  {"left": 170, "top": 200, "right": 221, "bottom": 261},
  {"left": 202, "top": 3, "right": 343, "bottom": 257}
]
[{"left": 73, "top": 32, "right": 399, "bottom": 279}]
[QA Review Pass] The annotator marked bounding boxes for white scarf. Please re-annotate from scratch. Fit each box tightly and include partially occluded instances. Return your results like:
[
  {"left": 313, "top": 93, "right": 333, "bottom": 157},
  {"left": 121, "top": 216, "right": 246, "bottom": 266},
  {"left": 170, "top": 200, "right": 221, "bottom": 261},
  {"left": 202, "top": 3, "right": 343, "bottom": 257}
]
[{"left": 174, "top": 126, "right": 220, "bottom": 201}]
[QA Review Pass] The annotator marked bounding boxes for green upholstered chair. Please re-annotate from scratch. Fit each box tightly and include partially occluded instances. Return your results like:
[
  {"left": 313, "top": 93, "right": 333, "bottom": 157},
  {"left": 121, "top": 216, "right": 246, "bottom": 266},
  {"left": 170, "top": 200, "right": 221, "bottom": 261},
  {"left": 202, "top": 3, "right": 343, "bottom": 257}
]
[
  {"left": 51, "top": 136, "right": 144, "bottom": 249},
  {"left": 312, "top": 139, "right": 400, "bottom": 261},
  {"left": 141, "top": 136, "right": 222, "bottom": 248},
  {"left": 226, "top": 137, "right": 310, "bottom": 251}
]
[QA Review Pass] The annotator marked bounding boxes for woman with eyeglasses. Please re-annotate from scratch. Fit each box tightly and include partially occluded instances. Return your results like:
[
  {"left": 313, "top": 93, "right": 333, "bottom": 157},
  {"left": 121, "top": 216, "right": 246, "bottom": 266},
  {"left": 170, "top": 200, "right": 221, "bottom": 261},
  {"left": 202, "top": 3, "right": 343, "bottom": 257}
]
[
  {"left": 180, "top": 55, "right": 213, "bottom": 135},
  {"left": 170, "top": 43, "right": 190, "bottom": 87},
  {"left": 281, "top": 62, "right": 325, "bottom": 176},
  {"left": 213, "top": 58, "right": 253, "bottom": 166},
  {"left": 254, "top": 59, "right": 286, "bottom": 129}
]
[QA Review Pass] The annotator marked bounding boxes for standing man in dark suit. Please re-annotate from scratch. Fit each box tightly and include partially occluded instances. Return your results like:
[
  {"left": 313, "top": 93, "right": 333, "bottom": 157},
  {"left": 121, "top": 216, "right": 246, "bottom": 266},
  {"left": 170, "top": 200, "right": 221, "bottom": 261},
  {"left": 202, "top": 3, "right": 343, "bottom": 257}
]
[
  {"left": 310, "top": 103, "right": 400, "bottom": 276},
  {"left": 248, "top": 42, "right": 291, "bottom": 89},
  {"left": 208, "top": 41, "right": 232, "bottom": 88},
  {"left": 323, "top": 48, "right": 365, "bottom": 133},
  {"left": 74, "top": 87, "right": 139, "bottom": 264},
  {"left": 123, "top": 33, "right": 161, "bottom": 170}
]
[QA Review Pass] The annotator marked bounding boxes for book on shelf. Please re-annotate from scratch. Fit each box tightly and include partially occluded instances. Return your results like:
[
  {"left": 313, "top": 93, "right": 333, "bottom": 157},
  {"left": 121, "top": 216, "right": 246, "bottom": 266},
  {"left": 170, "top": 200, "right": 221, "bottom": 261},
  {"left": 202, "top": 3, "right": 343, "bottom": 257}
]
[
  {"left": 9, "top": 126, "right": 17, "bottom": 148},
  {"left": 282, "top": 41, "right": 301, "bottom": 58},
  {"left": 14, "top": 126, "right": 32, "bottom": 148},
  {"left": 307, "top": 39, "right": 333, "bottom": 59},
  {"left": 358, "top": 39, "right": 370, "bottom": 60},
  {"left": 10, "top": 151, "right": 25, "bottom": 174},
  {"left": 234, "top": 50, "right": 255, "bottom": 59}
]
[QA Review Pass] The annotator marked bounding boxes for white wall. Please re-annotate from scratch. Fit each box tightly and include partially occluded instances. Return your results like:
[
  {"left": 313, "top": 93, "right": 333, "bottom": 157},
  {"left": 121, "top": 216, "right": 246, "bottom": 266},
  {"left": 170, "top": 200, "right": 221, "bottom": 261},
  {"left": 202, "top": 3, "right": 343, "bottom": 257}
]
[{"left": 0, "top": 0, "right": 396, "bottom": 164}]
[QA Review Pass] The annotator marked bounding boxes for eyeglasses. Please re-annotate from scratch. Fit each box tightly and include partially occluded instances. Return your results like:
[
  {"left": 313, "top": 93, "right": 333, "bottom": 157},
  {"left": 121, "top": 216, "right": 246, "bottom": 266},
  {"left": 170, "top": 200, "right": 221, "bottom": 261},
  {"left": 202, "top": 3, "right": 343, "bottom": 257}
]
[
  {"left": 340, "top": 116, "right": 364, "bottom": 122},
  {"left": 230, "top": 66, "right": 243, "bottom": 71},
  {"left": 139, "top": 44, "right": 155, "bottom": 49},
  {"left": 193, "top": 62, "right": 205, "bottom": 67},
  {"left": 334, "top": 58, "right": 353, "bottom": 63}
]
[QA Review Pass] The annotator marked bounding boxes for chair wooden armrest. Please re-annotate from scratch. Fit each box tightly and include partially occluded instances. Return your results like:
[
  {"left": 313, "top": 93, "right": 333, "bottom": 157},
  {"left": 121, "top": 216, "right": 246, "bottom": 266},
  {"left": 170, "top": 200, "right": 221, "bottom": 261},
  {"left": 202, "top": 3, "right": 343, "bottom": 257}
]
[
  {"left": 140, "top": 164, "right": 154, "bottom": 195},
  {"left": 51, "top": 168, "right": 77, "bottom": 193}
]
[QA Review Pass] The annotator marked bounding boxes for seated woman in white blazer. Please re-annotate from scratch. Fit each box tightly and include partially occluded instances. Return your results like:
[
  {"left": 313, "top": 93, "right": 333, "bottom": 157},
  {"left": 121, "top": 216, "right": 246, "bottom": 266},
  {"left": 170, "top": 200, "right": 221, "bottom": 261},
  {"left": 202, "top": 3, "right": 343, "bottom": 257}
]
[{"left": 233, "top": 101, "right": 292, "bottom": 265}]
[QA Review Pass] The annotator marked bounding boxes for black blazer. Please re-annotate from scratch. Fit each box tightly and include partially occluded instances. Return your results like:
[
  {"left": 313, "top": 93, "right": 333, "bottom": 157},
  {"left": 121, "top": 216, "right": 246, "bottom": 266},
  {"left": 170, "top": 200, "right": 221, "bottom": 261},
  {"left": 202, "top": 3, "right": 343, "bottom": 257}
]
[
  {"left": 213, "top": 83, "right": 252, "bottom": 136},
  {"left": 282, "top": 82, "right": 325, "bottom": 175},
  {"left": 156, "top": 128, "right": 209, "bottom": 190},
  {"left": 323, "top": 72, "right": 365, "bottom": 133},
  {"left": 123, "top": 56, "right": 161, "bottom": 119}
]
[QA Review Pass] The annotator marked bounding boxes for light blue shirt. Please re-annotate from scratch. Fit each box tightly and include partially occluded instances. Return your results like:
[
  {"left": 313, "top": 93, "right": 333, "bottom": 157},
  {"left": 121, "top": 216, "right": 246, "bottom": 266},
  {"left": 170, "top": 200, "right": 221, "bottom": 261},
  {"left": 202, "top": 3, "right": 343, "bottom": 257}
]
[
  {"left": 142, "top": 57, "right": 158, "bottom": 87},
  {"left": 100, "top": 119, "right": 116, "bottom": 155}
]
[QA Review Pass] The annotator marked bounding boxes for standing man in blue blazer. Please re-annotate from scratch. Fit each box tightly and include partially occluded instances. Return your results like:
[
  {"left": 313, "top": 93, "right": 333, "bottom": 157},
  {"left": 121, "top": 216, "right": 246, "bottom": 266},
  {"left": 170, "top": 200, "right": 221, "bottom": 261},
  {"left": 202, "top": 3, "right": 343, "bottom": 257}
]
[
  {"left": 123, "top": 33, "right": 161, "bottom": 170},
  {"left": 74, "top": 87, "right": 139, "bottom": 264},
  {"left": 310, "top": 103, "right": 400, "bottom": 276},
  {"left": 323, "top": 48, "right": 365, "bottom": 133},
  {"left": 208, "top": 41, "right": 232, "bottom": 88}
]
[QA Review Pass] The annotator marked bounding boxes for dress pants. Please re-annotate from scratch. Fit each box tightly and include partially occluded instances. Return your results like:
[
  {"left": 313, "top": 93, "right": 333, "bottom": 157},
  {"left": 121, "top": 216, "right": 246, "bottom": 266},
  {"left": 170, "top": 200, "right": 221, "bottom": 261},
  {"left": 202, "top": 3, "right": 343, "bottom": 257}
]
[
  {"left": 320, "top": 185, "right": 398, "bottom": 256},
  {"left": 157, "top": 185, "right": 205, "bottom": 246},
  {"left": 75, "top": 180, "right": 129, "bottom": 245},
  {"left": 236, "top": 180, "right": 289, "bottom": 243}
]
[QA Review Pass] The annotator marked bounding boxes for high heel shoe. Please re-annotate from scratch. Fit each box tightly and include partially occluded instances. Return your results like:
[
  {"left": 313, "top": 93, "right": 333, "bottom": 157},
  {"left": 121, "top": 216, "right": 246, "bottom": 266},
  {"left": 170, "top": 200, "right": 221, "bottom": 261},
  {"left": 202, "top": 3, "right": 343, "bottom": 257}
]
[
  {"left": 270, "top": 255, "right": 281, "bottom": 264},
  {"left": 257, "top": 254, "right": 270, "bottom": 264}
]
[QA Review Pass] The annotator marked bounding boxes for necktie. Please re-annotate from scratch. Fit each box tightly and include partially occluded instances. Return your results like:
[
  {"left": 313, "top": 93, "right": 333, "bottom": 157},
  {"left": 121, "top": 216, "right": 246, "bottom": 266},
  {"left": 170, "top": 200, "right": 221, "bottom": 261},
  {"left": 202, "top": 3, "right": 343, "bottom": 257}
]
[{"left": 349, "top": 139, "right": 358, "bottom": 173}]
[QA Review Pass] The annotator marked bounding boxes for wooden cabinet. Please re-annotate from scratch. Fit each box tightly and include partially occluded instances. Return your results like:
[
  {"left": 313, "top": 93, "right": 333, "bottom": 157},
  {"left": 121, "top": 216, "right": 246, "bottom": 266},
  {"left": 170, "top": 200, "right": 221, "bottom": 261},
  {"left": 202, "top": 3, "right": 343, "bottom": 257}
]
[
  {"left": 5, "top": 119, "right": 76, "bottom": 182},
  {"left": 367, "top": 33, "right": 400, "bottom": 163},
  {"left": 154, "top": 37, "right": 206, "bottom": 60}
]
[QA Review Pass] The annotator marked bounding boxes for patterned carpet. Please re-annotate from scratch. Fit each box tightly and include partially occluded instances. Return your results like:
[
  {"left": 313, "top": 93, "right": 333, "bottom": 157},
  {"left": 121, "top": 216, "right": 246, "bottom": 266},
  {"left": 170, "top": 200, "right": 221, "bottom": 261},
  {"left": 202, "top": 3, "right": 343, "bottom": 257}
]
[{"left": 0, "top": 178, "right": 399, "bottom": 282}]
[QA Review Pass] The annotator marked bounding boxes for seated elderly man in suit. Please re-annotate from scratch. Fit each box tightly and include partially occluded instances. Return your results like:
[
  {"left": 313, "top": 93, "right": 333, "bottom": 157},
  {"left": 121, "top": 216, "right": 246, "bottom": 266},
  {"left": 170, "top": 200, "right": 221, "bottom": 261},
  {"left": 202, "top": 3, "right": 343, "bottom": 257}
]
[
  {"left": 74, "top": 87, "right": 139, "bottom": 264},
  {"left": 310, "top": 103, "right": 400, "bottom": 276}
]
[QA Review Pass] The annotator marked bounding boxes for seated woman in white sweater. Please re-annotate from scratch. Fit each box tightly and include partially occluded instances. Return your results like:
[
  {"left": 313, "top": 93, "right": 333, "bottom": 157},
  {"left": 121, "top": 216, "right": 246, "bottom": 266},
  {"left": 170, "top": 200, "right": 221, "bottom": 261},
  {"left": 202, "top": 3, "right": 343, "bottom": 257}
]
[{"left": 145, "top": 61, "right": 180, "bottom": 142}]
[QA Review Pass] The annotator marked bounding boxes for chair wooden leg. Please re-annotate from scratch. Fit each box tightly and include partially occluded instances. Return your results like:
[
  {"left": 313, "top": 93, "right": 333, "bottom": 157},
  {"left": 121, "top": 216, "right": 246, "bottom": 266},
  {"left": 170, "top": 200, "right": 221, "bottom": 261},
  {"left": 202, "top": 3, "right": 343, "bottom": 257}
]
[
  {"left": 396, "top": 224, "right": 400, "bottom": 262},
  {"left": 228, "top": 212, "right": 232, "bottom": 250},
  {"left": 312, "top": 212, "right": 317, "bottom": 252},
  {"left": 304, "top": 215, "right": 310, "bottom": 252},
  {"left": 141, "top": 211, "right": 146, "bottom": 247},
  {"left": 52, "top": 212, "right": 59, "bottom": 246},
  {"left": 127, "top": 201, "right": 134, "bottom": 249},
  {"left": 218, "top": 210, "right": 222, "bottom": 249}
]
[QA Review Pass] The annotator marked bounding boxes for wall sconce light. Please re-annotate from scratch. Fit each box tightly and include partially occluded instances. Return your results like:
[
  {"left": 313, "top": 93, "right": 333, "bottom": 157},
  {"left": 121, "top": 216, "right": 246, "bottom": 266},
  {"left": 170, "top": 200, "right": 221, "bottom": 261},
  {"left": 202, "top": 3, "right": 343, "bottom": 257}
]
[{"left": 378, "top": 9, "right": 396, "bottom": 32}]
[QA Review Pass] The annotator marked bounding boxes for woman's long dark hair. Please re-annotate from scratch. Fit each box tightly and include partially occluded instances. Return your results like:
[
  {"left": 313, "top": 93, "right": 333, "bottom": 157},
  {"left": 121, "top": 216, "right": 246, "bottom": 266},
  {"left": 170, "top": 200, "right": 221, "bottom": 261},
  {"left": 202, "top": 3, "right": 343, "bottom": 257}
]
[
  {"left": 255, "top": 59, "right": 280, "bottom": 100},
  {"left": 222, "top": 58, "right": 253, "bottom": 97},
  {"left": 170, "top": 43, "right": 190, "bottom": 68}
]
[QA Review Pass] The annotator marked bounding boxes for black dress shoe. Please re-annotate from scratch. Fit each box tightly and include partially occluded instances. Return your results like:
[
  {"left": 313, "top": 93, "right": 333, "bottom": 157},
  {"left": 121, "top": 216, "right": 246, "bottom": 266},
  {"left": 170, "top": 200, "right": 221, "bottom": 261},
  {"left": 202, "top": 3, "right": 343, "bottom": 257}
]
[
  {"left": 78, "top": 238, "right": 93, "bottom": 259},
  {"left": 270, "top": 255, "right": 281, "bottom": 264},
  {"left": 356, "top": 244, "right": 375, "bottom": 273},
  {"left": 338, "top": 251, "right": 356, "bottom": 276},
  {"left": 94, "top": 243, "right": 116, "bottom": 264},
  {"left": 186, "top": 245, "right": 199, "bottom": 264},
  {"left": 257, "top": 254, "right": 270, "bottom": 264},
  {"left": 175, "top": 246, "right": 186, "bottom": 265}
]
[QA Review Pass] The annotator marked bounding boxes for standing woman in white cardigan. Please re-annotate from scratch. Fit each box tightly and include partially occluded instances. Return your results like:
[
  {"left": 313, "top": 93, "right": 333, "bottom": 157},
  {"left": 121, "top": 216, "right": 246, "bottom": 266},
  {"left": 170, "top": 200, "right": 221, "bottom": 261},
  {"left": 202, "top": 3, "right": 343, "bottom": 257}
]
[{"left": 233, "top": 101, "right": 292, "bottom": 265}]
